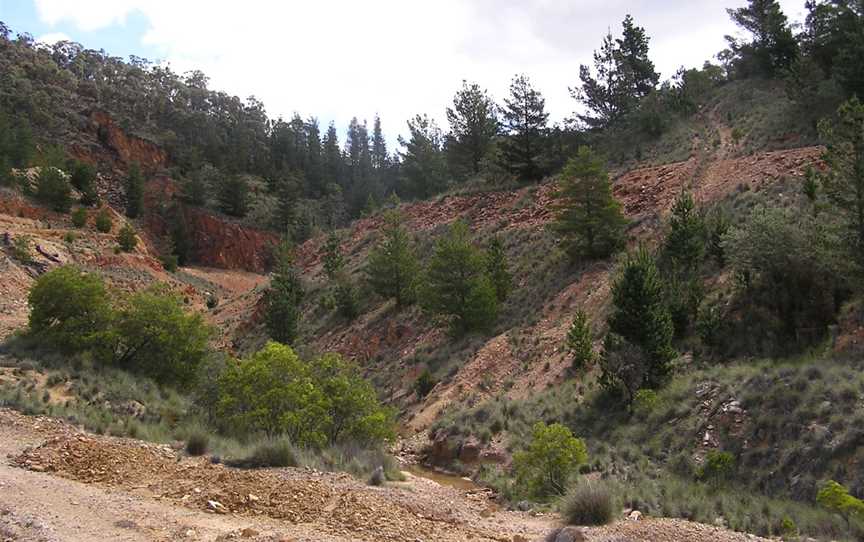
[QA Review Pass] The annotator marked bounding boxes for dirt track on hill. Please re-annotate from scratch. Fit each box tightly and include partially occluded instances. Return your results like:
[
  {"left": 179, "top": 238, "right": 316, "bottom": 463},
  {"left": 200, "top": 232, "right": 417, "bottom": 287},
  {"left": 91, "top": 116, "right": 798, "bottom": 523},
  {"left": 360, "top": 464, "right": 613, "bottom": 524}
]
[{"left": 0, "top": 408, "right": 772, "bottom": 542}]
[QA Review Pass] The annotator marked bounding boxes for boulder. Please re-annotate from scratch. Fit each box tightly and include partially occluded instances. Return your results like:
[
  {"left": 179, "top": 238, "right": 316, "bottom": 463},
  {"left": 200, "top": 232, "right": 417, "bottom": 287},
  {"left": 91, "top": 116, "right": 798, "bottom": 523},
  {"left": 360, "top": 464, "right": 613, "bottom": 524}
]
[
  {"left": 458, "top": 437, "right": 482, "bottom": 463},
  {"left": 553, "top": 526, "right": 588, "bottom": 542}
]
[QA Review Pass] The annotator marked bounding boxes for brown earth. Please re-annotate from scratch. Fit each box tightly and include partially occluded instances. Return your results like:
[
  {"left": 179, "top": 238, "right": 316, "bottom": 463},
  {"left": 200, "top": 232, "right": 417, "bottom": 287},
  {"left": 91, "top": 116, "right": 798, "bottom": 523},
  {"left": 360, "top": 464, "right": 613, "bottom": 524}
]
[{"left": 1, "top": 408, "right": 770, "bottom": 542}]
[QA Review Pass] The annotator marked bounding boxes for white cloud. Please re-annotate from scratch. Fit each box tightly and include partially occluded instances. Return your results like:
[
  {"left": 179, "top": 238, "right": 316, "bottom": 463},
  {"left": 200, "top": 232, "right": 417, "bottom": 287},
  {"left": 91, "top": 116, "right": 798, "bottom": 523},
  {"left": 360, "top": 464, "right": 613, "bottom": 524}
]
[
  {"left": 35, "top": 31, "right": 71, "bottom": 45},
  {"left": 32, "top": 0, "right": 809, "bottom": 143}
]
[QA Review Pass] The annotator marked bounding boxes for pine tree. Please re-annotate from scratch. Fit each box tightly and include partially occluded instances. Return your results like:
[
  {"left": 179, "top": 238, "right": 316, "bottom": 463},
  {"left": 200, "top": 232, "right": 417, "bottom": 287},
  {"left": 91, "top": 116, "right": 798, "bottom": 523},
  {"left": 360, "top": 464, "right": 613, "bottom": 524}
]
[
  {"left": 607, "top": 248, "right": 676, "bottom": 389},
  {"left": 305, "top": 117, "right": 324, "bottom": 197},
  {"left": 264, "top": 241, "right": 304, "bottom": 345},
  {"left": 424, "top": 221, "right": 498, "bottom": 334},
  {"left": 566, "top": 310, "right": 595, "bottom": 371},
  {"left": 218, "top": 174, "right": 249, "bottom": 218},
  {"left": 818, "top": 97, "right": 864, "bottom": 259},
  {"left": 36, "top": 167, "right": 72, "bottom": 213},
  {"left": 501, "top": 75, "right": 549, "bottom": 182},
  {"left": 322, "top": 122, "right": 343, "bottom": 189},
  {"left": 574, "top": 15, "right": 658, "bottom": 128},
  {"left": 125, "top": 162, "right": 144, "bottom": 218},
  {"left": 345, "top": 117, "right": 374, "bottom": 214},
  {"left": 365, "top": 210, "right": 419, "bottom": 307},
  {"left": 371, "top": 115, "right": 389, "bottom": 171},
  {"left": 446, "top": 80, "right": 498, "bottom": 177},
  {"left": 552, "top": 146, "right": 627, "bottom": 260},
  {"left": 323, "top": 231, "right": 345, "bottom": 281},
  {"left": 664, "top": 191, "right": 706, "bottom": 274},
  {"left": 398, "top": 114, "right": 448, "bottom": 199},
  {"left": 484, "top": 237, "right": 511, "bottom": 302},
  {"left": 726, "top": 0, "right": 799, "bottom": 77}
]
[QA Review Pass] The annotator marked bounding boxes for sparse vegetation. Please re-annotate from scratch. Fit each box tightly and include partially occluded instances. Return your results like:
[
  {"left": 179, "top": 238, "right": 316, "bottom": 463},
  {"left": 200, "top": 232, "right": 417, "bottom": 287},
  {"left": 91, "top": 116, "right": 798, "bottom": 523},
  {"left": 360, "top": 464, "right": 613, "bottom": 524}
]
[{"left": 561, "top": 482, "right": 614, "bottom": 526}]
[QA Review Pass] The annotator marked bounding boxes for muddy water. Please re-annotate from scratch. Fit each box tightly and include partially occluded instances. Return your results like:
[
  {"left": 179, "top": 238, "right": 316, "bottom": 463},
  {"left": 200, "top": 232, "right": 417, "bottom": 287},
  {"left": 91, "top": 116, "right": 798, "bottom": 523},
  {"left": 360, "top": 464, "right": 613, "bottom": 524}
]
[{"left": 404, "top": 463, "right": 481, "bottom": 491}]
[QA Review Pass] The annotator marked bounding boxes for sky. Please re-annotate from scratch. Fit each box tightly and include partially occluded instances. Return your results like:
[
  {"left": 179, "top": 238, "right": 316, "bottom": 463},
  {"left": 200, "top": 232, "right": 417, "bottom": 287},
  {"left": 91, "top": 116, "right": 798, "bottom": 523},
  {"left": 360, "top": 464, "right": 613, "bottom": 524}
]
[{"left": 0, "top": 0, "right": 809, "bottom": 146}]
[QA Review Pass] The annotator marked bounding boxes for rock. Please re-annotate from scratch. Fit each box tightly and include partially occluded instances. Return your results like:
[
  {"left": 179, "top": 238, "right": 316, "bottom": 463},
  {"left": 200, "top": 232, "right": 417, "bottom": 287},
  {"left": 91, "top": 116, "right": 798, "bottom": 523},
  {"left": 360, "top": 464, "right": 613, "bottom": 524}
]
[
  {"left": 114, "top": 519, "right": 138, "bottom": 529},
  {"left": 426, "top": 430, "right": 459, "bottom": 465},
  {"left": 553, "top": 526, "right": 587, "bottom": 542},
  {"left": 207, "top": 500, "right": 227, "bottom": 514},
  {"left": 628, "top": 510, "right": 642, "bottom": 521},
  {"left": 241, "top": 528, "right": 259, "bottom": 538},
  {"left": 247, "top": 494, "right": 260, "bottom": 503},
  {"left": 512, "top": 535, "right": 529, "bottom": 542},
  {"left": 458, "top": 437, "right": 482, "bottom": 463},
  {"left": 516, "top": 500, "right": 532, "bottom": 512}
]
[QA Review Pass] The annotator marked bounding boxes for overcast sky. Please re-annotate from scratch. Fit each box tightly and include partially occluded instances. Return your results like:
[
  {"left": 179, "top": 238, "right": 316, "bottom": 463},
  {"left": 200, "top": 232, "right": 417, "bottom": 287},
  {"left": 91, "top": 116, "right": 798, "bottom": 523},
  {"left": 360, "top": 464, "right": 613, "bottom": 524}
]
[{"left": 2, "top": 0, "right": 808, "bottom": 145}]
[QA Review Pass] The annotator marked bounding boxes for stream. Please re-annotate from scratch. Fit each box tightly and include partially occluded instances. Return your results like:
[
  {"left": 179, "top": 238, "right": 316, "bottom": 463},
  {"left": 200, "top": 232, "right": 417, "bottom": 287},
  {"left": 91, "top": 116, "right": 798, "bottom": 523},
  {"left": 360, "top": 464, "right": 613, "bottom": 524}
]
[{"left": 403, "top": 463, "right": 483, "bottom": 491}]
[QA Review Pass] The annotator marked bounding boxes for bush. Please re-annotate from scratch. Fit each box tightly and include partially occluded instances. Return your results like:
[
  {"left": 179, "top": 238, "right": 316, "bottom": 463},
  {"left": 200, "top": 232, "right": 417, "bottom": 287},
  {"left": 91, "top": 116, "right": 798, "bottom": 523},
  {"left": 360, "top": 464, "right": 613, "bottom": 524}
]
[
  {"left": 816, "top": 480, "right": 864, "bottom": 524},
  {"left": 334, "top": 277, "right": 360, "bottom": 320},
  {"left": 513, "top": 422, "right": 588, "bottom": 499},
  {"left": 414, "top": 369, "right": 437, "bottom": 399},
  {"left": 698, "top": 450, "right": 736, "bottom": 484},
  {"left": 185, "top": 431, "right": 210, "bottom": 456},
  {"left": 561, "top": 482, "right": 614, "bottom": 526},
  {"left": 216, "top": 342, "right": 395, "bottom": 448},
  {"left": 71, "top": 207, "right": 87, "bottom": 228},
  {"left": 117, "top": 224, "right": 137, "bottom": 252},
  {"left": 95, "top": 208, "right": 112, "bottom": 233},
  {"left": 161, "top": 254, "right": 178, "bottom": 272},
  {"left": 228, "top": 436, "right": 298, "bottom": 468},
  {"left": 11, "top": 235, "right": 33, "bottom": 264}
]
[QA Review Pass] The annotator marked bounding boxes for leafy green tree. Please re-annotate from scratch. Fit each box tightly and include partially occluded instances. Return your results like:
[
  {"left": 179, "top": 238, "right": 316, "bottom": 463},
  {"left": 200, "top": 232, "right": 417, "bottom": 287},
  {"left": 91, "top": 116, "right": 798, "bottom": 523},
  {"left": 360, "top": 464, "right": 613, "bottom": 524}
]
[
  {"left": 308, "top": 352, "right": 396, "bottom": 445},
  {"left": 501, "top": 74, "right": 549, "bottom": 182},
  {"left": 817, "top": 480, "right": 864, "bottom": 526},
  {"left": 399, "top": 114, "right": 448, "bottom": 199},
  {"left": 218, "top": 174, "right": 249, "bottom": 218},
  {"left": 27, "top": 266, "right": 114, "bottom": 353},
  {"left": 264, "top": 241, "right": 304, "bottom": 344},
  {"left": 552, "top": 146, "right": 627, "bottom": 260},
  {"left": 607, "top": 248, "right": 676, "bottom": 388},
  {"left": 803, "top": 0, "right": 864, "bottom": 98},
  {"left": 117, "top": 223, "right": 137, "bottom": 252},
  {"left": 323, "top": 231, "right": 345, "bottom": 281},
  {"left": 125, "top": 162, "right": 144, "bottom": 218},
  {"left": 423, "top": 221, "right": 498, "bottom": 334},
  {"left": 112, "top": 287, "right": 211, "bottom": 385},
  {"left": 722, "top": 206, "right": 851, "bottom": 347},
  {"left": 566, "top": 310, "right": 595, "bottom": 371},
  {"left": 818, "top": 97, "right": 864, "bottom": 259},
  {"left": 365, "top": 210, "right": 420, "bottom": 307},
  {"left": 36, "top": 167, "right": 72, "bottom": 212},
  {"left": 725, "top": 0, "right": 799, "bottom": 77},
  {"left": 484, "top": 237, "right": 511, "bottom": 302},
  {"left": 446, "top": 80, "right": 499, "bottom": 177},
  {"left": 512, "top": 422, "right": 588, "bottom": 499}
]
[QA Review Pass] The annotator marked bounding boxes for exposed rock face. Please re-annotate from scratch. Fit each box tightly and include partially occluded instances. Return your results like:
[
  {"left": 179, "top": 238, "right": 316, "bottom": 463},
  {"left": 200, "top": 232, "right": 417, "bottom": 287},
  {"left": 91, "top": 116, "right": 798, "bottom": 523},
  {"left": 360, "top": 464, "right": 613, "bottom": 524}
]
[
  {"left": 88, "top": 111, "right": 167, "bottom": 172},
  {"left": 144, "top": 177, "right": 279, "bottom": 273}
]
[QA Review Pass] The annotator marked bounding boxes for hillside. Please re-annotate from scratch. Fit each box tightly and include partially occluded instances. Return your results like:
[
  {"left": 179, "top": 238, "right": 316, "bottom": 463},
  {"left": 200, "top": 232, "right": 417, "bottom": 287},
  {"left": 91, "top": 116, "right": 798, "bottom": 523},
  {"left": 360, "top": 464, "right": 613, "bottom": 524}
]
[{"left": 3, "top": 4, "right": 864, "bottom": 541}]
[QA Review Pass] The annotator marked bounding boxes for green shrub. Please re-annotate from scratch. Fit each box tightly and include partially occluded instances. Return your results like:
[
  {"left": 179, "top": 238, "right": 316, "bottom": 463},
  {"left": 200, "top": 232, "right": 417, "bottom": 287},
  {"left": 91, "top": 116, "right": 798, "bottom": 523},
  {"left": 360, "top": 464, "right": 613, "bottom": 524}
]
[
  {"left": 185, "top": 430, "right": 210, "bottom": 456},
  {"left": 95, "top": 208, "right": 112, "bottom": 233},
  {"left": 698, "top": 450, "right": 736, "bottom": 484},
  {"left": 816, "top": 480, "right": 864, "bottom": 524},
  {"left": 334, "top": 277, "right": 360, "bottom": 320},
  {"left": 161, "top": 254, "right": 178, "bottom": 272},
  {"left": 632, "top": 389, "right": 660, "bottom": 418},
  {"left": 71, "top": 207, "right": 87, "bottom": 228},
  {"left": 561, "top": 482, "right": 614, "bottom": 526},
  {"left": 228, "top": 436, "right": 298, "bottom": 468},
  {"left": 513, "top": 422, "right": 588, "bottom": 499},
  {"left": 11, "top": 235, "right": 33, "bottom": 264},
  {"left": 117, "top": 224, "right": 137, "bottom": 252}
]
